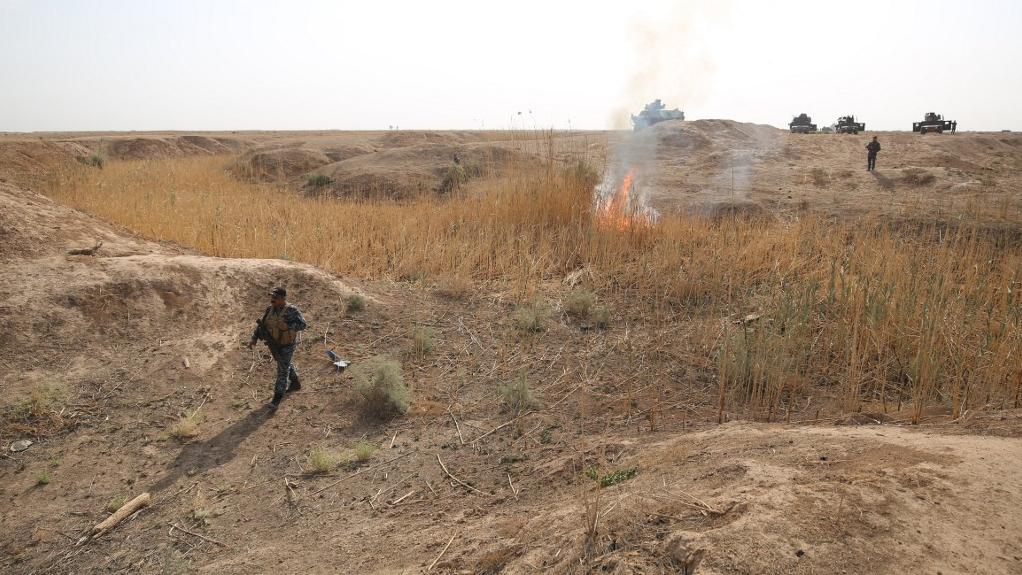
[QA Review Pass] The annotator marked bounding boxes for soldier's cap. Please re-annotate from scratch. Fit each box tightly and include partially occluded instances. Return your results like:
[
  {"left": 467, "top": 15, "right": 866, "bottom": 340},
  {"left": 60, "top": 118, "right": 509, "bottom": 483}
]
[{"left": 270, "top": 287, "right": 287, "bottom": 298}]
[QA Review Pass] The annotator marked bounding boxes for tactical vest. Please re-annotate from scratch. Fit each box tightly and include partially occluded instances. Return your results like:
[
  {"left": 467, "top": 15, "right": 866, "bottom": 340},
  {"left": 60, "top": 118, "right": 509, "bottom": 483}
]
[{"left": 263, "top": 306, "right": 296, "bottom": 346}]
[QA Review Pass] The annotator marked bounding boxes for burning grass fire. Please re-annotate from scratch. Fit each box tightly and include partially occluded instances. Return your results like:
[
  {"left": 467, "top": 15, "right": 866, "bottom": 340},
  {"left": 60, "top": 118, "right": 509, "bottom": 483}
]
[{"left": 594, "top": 166, "right": 659, "bottom": 230}]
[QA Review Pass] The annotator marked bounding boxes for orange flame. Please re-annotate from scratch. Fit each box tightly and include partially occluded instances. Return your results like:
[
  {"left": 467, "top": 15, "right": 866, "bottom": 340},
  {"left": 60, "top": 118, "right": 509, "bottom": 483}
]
[{"left": 597, "top": 168, "right": 651, "bottom": 230}]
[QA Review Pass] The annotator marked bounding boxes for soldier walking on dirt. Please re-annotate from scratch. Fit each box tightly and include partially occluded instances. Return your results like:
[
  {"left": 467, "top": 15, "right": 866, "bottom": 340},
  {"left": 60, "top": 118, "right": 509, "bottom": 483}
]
[
  {"left": 866, "top": 136, "right": 881, "bottom": 171},
  {"left": 248, "top": 287, "right": 307, "bottom": 408},
  {"left": 952, "top": 121, "right": 957, "bottom": 134}
]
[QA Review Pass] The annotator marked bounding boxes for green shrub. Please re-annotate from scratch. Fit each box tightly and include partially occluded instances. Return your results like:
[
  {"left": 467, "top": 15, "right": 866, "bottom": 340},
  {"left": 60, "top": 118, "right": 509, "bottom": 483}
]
[
  {"left": 512, "top": 302, "right": 547, "bottom": 332},
  {"left": 345, "top": 293, "right": 366, "bottom": 313},
  {"left": 88, "top": 153, "right": 105, "bottom": 169},
  {"left": 600, "top": 467, "right": 638, "bottom": 487},
  {"left": 354, "top": 440, "right": 375, "bottom": 462},
  {"left": 308, "top": 446, "right": 337, "bottom": 473},
  {"left": 36, "top": 472, "right": 51, "bottom": 486},
  {"left": 353, "top": 356, "right": 411, "bottom": 417},
  {"left": 438, "top": 164, "right": 467, "bottom": 193},
  {"left": 499, "top": 372, "right": 539, "bottom": 413},
  {"left": 308, "top": 174, "right": 333, "bottom": 187},
  {"left": 564, "top": 290, "right": 597, "bottom": 319}
]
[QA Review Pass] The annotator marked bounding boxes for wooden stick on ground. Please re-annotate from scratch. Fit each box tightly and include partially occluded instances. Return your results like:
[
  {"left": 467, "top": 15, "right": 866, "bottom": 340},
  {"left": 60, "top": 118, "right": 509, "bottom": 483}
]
[
  {"left": 436, "top": 454, "right": 486, "bottom": 496},
  {"left": 427, "top": 534, "right": 457, "bottom": 572},
  {"left": 88, "top": 492, "right": 151, "bottom": 540},
  {"left": 168, "top": 523, "right": 229, "bottom": 547},
  {"left": 451, "top": 412, "right": 465, "bottom": 445}
]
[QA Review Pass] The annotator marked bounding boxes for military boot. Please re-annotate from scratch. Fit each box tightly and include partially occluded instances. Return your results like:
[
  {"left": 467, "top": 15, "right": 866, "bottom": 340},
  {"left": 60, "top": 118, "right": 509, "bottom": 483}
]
[{"left": 287, "top": 373, "right": 301, "bottom": 393}]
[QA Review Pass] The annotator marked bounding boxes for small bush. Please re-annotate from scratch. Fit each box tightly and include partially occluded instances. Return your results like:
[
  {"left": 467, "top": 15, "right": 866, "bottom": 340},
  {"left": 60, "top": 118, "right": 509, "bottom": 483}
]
[
  {"left": 512, "top": 302, "right": 547, "bottom": 332},
  {"left": 345, "top": 294, "right": 366, "bottom": 313},
  {"left": 438, "top": 164, "right": 467, "bottom": 193},
  {"left": 88, "top": 154, "right": 105, "bottom": 169},
  {"left": 308, "top": 446, "right": 337, "bottom": 473},
  {"left": 411, "top": 327, "right": 435, "bottom": 359},
  {"left": 592, "top": 306, "right": 611, "bottom": 329},
  {"left": 564, "top": 290, "right": 597, "bottom": 319},
  {"left": 106, "top": 496, "right": 127, "bottom": 513},
  {"left": 499, "top": 372, "right": 539, "bottom": 413},
  {"left": 901, "top": 168, "right": 936, "bottom": 186},
  {"left": 37, "top": 472, "right": 52, "bottom": 486},
  {"left": 354, "top": 440, "right": 375, "bottom": 462},
  {"left": 600, "top": 467, "right": 638, "bottom": 487},
  {"left": 308, "top": 174, "right": 333, "bottom": 188},
  {"left": 169, "top": 411, "right": 201, "bottom": 441},
  {"left": 809, "top": 167, "right": 829, "bottom": 187},
  {"left": 353, "top": 356, "right": 411, "bottom": 417}
]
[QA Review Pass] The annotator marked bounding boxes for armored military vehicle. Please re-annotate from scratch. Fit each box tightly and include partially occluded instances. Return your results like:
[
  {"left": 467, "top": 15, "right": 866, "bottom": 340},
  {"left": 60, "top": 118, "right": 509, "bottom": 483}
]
[
  {"left": 631, "top": 99, "right": 684, "bottom": 130},
  {"left": 836, "top": 115, "right": 865, "bottom": 134},
  {"left": 789, "top": 113, "right": 817, "bottom": 134},
  {"left": 913, "top": 112, "right": 954, "bottom": 134}
]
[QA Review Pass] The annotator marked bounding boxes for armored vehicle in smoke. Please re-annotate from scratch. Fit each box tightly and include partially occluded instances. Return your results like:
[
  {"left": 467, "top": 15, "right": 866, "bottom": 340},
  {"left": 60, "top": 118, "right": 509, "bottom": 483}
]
[
  {"left": 631, "top": 99, "right": 684, "bottom": 130},
  {"left": 789, "top": 113, "right": 817, "bottom": 134},
  {"left": 836, "top": 115, "right": 865, "bottom": 134},
  {"left": 913, "top": 112, "right": 954, "bottom": 134}
]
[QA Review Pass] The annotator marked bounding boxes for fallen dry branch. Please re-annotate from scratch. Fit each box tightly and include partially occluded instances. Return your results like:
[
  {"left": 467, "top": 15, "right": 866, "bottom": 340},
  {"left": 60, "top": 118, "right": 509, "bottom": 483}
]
[
  {"left": 427, "top": 533, "right": 457, "bottom": 572},
  {"left": 81, "top": 492, "right": 151, "bottom": 543},
  {"left": 168, "top": 522, "right": 229, "bottom": 547},
  {"left": 436, "top": 454, "right": 487, "bottom": 496}
]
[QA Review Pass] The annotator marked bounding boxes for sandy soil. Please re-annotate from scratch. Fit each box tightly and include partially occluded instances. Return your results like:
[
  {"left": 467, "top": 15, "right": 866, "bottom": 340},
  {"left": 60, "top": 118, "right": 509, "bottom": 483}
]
[{"left": 2, "top": 128, "right": 1022, "bottom": 574}]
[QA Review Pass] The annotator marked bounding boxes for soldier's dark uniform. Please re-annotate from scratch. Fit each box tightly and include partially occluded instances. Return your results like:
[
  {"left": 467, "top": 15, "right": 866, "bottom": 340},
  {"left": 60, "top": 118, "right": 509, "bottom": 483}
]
[
  {"left": 251, "top": 294, "right": 307, "bottom": 407},
  {"left": 866, "top": 138, "right": 881, "bottom": 171}
]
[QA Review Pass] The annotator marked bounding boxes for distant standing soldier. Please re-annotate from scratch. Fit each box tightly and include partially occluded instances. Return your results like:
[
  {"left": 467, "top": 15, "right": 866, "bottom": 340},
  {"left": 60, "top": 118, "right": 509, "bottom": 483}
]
[
  {"left": 952, "top": 121, "right": 957, "bottom": 134},
  {"left": 866, "top": 136, "right": 881, "bottom": 171},
  {"left": 248, "top": 287, "right": 308, "bottom": 408}
]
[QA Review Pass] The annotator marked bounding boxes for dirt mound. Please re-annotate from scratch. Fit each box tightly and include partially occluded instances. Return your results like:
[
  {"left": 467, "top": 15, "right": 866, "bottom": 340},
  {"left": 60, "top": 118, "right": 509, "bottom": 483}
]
[
  {"left": 0, "top": 140, "right": 90, "bottom": 185},
  {"left": 229, "top": 148, "right": 333, "bottom": 182},
  {"left": 311, "top": 144, "right": 540, "bottom": 198}
]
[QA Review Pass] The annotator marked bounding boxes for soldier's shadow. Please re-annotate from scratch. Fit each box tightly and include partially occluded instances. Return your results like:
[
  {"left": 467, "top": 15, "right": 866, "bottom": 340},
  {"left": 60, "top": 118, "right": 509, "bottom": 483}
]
[
  {"left": 150, "top": 408, "right": 271, "bottom": 494},
  {"left": 872, "top": 170, "right": 896, "bottom": 191}
]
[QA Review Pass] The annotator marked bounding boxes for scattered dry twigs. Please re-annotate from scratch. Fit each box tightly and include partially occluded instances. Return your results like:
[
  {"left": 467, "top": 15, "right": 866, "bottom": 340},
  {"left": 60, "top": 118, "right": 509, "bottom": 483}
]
[
  {"left": 168, "top": 522, "right": 229, "bottom": 547},
  {"left": 427, "top": 533, "right": 457, "bottom": 572},
  {"left": 436, "top": 454, "right": 487, "bottom": 496},
  {"left": 311, "top": 451, "right": 413, "bottom": 495}
]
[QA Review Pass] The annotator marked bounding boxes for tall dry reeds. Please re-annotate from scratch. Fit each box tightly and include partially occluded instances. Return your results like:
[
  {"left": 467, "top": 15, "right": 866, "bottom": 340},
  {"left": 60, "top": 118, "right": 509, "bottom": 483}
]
[{"left": 42, "top": 152, "right": 1022, "bottom": 420}]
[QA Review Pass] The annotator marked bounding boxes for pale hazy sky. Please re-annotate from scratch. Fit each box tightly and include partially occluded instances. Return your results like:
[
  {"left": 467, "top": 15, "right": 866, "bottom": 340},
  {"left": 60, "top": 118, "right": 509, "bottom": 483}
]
[{"left": 1, "top": 0, "right": 1020, "bottom": 132}]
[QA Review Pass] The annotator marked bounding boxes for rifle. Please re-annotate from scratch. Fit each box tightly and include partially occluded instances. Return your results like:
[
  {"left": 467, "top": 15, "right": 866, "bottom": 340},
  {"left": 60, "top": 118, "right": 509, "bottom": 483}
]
[{"left": 253, "top": 318, "right": 270, "bottom": 344}]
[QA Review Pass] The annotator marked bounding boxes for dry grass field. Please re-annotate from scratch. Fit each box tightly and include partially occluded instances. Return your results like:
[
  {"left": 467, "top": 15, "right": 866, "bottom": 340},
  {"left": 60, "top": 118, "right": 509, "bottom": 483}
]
[{"left": 3, "top": 125, "right": 1022, "bottom": 574}]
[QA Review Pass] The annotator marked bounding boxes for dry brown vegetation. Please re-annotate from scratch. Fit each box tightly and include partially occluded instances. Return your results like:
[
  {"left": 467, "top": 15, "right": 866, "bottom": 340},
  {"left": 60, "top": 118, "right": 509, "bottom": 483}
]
[{"left": 41, "top": 153, "right": 1022, "bottom": 422}]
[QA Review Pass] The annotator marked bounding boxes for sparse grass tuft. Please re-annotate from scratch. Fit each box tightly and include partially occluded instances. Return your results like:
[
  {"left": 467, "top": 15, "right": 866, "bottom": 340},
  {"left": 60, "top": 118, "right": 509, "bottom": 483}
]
[
  {"left": 564, "top": 289, "right": 597, "bottom": 319},
  {"left": 591, "top": 306, "right": 611, "bottom": 329},
  {"left": 307, "top": 174, "right": 333, "bottom": 188},
  {"left": 354, "top": 440, "right": 375, "bottom": 462},
  {"left": 169, "top": 411, "right": 202, "bottom": 441},
  {"left": 410, "top": 326, "right": 435, "bottom": 359},
  {"left": 499, "top": 372, "right": 539, "bottom": 413},
  {"left": 106, "top": 496, "right": 127, "bottom": 513},
  {"left": 512, "top": 302, "right": 547, "bottom": 332},
  {"left": 308, "top": 446, "right": 338, "bottom": 473},
  {"left": 345, "top": 293, "right": 366, "bottom": 313},
  {"left": 36, "top": 472, "right": 52, "bottom": 486},
  {"left": 352, "top": 356, "right": 411, "bottom": 417},
  {"left": 809, "top": 167, "right": 829, "bottom": 187}
]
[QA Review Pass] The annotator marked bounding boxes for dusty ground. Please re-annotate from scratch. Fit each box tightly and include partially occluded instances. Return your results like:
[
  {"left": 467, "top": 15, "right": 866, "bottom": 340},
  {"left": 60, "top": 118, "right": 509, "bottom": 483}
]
[{"left": 2, "top": 127, "right": 1022, "bottom": 574}]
